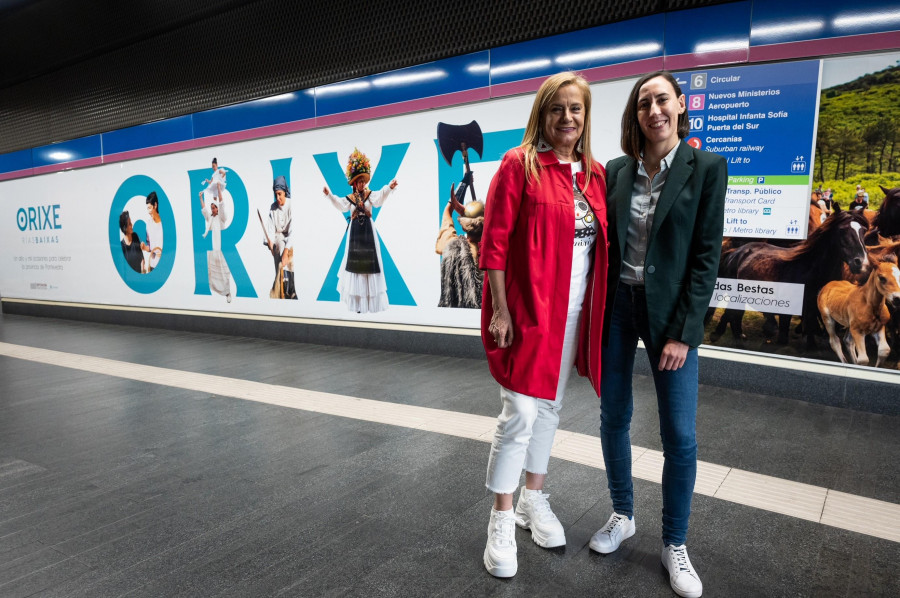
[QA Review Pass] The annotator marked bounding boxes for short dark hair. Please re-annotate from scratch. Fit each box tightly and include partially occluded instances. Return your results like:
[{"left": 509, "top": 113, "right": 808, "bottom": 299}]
[
  {"left": 118, "top": 210, "right": 130, "bottom": 234},
  {"left": 146, "top": 191, "right": 158, "bottom": 208},
  {"left": 621, "top": 71, "right": 690, "bottom": 160}
]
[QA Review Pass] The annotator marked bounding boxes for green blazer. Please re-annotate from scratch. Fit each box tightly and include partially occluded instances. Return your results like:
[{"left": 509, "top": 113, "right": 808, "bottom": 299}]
[{"left": 604, "top": 141, "right": 728, "bottom": 350}]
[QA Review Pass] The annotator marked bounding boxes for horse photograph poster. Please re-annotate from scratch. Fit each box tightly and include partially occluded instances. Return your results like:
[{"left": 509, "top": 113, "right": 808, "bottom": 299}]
[{"left": 705, "top": 52, "right": 900, "bottom": 370}]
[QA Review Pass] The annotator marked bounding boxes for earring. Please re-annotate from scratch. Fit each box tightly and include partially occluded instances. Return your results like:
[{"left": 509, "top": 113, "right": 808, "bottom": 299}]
[
  {"left": 576, "top": 137, "right": 584, "bottom": 153},
  {"left": 536, "top": 134, "right": 553, "bottom": 153}
]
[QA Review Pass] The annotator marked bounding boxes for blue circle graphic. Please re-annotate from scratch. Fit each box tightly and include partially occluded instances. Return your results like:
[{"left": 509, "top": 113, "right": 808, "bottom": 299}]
[{"left": 108, "top": 175, "right": 177, "bottom": 293}]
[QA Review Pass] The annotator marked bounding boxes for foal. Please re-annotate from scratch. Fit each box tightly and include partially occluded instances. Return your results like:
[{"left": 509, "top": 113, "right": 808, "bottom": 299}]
[{"left": 817, "top": 256, "right": 900, "bottom": 367}]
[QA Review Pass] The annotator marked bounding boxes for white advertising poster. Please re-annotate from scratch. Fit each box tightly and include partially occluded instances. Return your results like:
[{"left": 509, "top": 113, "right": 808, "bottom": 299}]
[{"left": 0, "top": 78, "right": 630, "bottom": 329}]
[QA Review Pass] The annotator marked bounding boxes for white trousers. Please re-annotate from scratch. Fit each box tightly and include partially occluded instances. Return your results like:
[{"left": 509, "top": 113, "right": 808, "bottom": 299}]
[{"left": 485, "top": 310, "right": 581, "bottom": 494}]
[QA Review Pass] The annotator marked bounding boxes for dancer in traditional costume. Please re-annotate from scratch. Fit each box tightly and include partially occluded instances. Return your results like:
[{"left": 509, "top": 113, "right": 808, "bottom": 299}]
[
  {"left": 200, "top": 193, "right": 233, "bottom": 303},
  {"left": 200, "top": 157, "right": 227, "bottom": 204},
  {"left": 322, "top": 148, "right": 397, "bottom": 313},
  {"left": 265, "top": 175, "right": 295, "bottom": 298}
]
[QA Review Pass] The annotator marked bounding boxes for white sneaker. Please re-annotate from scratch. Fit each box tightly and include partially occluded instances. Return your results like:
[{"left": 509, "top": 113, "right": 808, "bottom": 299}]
[
  {"left": 514, "top": 486, "right": 566, "bottom": 548},
  {"left": 484, "top": 508, "right": 517, "bottom": 577},
  {"left": 589, "top": 512, "right": 635, "bottom": 554},
  {"left": 661, "top": 544, "right": 703, "bottom": 598}
]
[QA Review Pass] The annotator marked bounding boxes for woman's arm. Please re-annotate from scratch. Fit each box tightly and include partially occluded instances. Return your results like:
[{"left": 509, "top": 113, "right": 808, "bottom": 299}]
[
  {"left": 323, "top": 187, "right": 351, "bottom": 212},
  {"left": 487, "top": 269, "right": 513, "bottom": 348},
  {"left": 368, "top": 180, "right": 397, "bottom": 208},
  {"left": 664, "top": 153, "right": 728, "bottom": 359},
  {"left": 480, "top": 151, "right": 526, "bottom": 349}
]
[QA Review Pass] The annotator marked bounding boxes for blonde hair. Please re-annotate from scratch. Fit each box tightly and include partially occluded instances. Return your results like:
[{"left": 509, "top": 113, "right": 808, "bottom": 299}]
[{"left": 520, "top": 71, "right": 594, "bottom": 186}]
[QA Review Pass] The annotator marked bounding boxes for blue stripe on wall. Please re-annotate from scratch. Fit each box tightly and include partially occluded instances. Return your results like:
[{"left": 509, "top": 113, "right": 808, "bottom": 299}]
[
  {"left": 665, "top": 2, "right": 751, "bottom": 57},
  {"left": 0, "top": 148, "right": 33, "bottom": 173},
  {"left": 32, "top": 135, "right": 102, "bottom": 168},
  {"left": 103, "top": 116, "right": 194, "bottom": 155},
  {"left": 315, "top": 52, "right": 490, "bottom": 117},
  {"left": 751, "top": 0, "right": 900, "bottom": 46},
  {"left": 193, "top": 90, "right": 316, "bottom": 138},
  {"left": 490, "top": 15, "right": 666, "bottom": 85}
]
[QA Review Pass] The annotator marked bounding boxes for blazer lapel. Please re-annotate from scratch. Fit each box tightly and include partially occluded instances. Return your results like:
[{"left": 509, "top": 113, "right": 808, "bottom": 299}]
[
  {"left": 615, "top": 158, "right": 636, "bottom": 258},
  {"left": 650, "top": 142, "right": 694, "bottom": 242}
]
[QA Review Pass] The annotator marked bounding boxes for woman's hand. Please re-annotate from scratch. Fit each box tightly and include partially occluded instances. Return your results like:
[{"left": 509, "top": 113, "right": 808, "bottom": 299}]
[
  {"left": 322, "top": 186, "right": 330, "bottom": 195},
  {"left": 389, "top": 179, "right": 398, "bottom": 190},
  {"left": 490, "top": 307, "right": 514, "bottom": 348},
  {"left": 658, "top": 339, "right": 688, "bottom": 371}
]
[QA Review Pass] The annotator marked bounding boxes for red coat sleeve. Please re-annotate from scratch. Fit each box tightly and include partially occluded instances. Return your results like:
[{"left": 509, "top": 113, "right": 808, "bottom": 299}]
[{"left": 479, "top": 150, "right": 525, "bottom": 272}]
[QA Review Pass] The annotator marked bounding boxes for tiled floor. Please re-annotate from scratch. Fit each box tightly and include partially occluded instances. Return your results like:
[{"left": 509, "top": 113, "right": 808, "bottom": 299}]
[{"left": 0, "top": 313, "right": 897, "bottom": 597}]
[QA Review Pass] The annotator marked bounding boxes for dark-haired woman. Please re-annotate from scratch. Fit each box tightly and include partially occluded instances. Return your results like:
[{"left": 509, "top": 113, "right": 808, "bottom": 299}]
[
  {"left": 591, "top": 71, "right": 726, "bottom": 598},
  {"left": 118, "top": 211, "right": 145, "bottom": 273},
  {"left": 144, "top": 191, "right": 163, "bottom": 271}
]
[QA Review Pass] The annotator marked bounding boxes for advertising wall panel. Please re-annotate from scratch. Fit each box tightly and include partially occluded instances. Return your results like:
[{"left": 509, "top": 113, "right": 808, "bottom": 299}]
[{"left": 2, "top": 52, "right": 899, "bottom": 372}]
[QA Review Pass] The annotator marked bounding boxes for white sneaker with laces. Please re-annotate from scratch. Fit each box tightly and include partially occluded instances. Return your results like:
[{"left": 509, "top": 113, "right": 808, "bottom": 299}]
[
  {"left": 589, "top": 512, "right": 635, "bottom": 554},
  {"left": 483, "top": 508, "right": 517, "bottom": 577},
  {"left": 514, "top": 486, "right": 566, "bottom": 548},
  {"left": 661, "top": 544, "right": 703, "bottom": 598}
]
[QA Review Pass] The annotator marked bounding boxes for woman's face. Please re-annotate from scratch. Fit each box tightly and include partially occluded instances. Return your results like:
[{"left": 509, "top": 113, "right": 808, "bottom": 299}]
[
  {"left": 275, "top": 189, "right": 287, "bottom": 206},
  {"left": 146, "top": 202, "right": 158, "bottom": 217},
  {"left": 541, "top": 84, "right": 584, "bottom": 154},
  {"left": 353, "top": 177, "right": 368, "bottom": 193},
  {"left": 636, "top": 76, "right": 685, "bottom": 149}
]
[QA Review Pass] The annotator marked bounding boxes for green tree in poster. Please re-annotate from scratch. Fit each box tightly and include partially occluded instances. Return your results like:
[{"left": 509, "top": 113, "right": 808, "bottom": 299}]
[{"left": 815, "top": 64, "right": 900, "bottom": 185}]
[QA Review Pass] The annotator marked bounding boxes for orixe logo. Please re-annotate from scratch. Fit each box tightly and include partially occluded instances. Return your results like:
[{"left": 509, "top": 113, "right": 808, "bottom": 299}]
[{"left": 17, "top": 204, "right": 61, "bottom": 231}]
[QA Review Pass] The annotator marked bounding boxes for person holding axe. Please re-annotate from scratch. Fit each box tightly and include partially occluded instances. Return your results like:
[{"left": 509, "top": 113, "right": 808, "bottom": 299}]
[
  {"left": 480, "top": 71, "right": 608, "bottom": 578},
  {"left": 435, "top": 120, "right": 486, "bottom": 308}
]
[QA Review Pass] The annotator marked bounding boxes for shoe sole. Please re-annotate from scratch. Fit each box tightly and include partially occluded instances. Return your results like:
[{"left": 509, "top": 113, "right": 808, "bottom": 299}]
[
  {"left": 589, "top": 524, "right": 635, "bottom": 554},
  {"left": 662, "top": 558, "right": 702, "bottom": 598},
  {"left": 483, "top": 550, "right": 517, "bottom": 578},
  {"left": 515, "top": 516, "right": 566, "bottom": 548},
  {"left": 665, "top": 578, "right": 702, "bottom": 598}
]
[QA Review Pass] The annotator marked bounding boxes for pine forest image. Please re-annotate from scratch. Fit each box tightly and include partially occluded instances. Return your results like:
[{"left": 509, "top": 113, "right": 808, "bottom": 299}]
[{"left": 815, "top": 60, "right": 900, "bottom": 208}]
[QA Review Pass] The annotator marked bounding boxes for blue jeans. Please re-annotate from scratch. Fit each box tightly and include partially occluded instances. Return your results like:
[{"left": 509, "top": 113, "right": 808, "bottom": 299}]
[{"left": 600, "top": 284, "right": 698, "bottom": 546}]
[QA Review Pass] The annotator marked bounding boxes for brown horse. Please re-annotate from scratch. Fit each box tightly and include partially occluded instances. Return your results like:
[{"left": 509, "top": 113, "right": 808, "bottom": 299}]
[
  {"left": 866, "top": 236, "right": 900, "bottom": 262},
  {"left": 808, "top": 200, "right": 825, "bottom": 235},
  {"left": 713, "top": 210, "right": 870, "bottom": 346},
  {"left": 864, "top": 236, "right": 900, "bottom": 359},
  {"left": 865, "top": 185, "right": 900, "bottom": 243},
  {"left": 818, "top": 256, "right": 900, "bottom": 367}
]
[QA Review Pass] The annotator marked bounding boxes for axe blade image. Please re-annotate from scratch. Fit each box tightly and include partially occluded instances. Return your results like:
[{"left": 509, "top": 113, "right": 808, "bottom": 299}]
[{"left": 437, "top": 121, "right": 484, "bottom": 166}]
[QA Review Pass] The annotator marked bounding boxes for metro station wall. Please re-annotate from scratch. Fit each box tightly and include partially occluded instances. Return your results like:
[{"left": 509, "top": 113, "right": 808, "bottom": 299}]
[{"left": 1, "top": 0, "right": 899, "bottom": 375}]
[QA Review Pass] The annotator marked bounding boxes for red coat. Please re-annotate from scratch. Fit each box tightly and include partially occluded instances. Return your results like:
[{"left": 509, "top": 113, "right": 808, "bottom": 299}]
[{"left": 479, "top": 148, "right": 608, "bottom": 400}]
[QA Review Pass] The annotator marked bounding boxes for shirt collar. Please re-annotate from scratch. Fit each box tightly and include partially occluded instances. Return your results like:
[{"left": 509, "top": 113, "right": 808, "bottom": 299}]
[
  {"left": 537, "top": 147, "right": 585, "bottom": 169},
  {"left": 638, "top": 142, "right": 680, "bottom": 176}
]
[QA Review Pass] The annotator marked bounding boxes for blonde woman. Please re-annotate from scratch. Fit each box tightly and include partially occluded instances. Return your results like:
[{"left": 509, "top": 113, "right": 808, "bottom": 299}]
[{"left": 479, "top": 72, "right": 609, "bottom": 577}]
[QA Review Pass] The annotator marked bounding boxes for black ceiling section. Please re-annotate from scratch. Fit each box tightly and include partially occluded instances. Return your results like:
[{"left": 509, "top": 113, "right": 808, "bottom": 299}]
[{"left": 0, "top": 0, "right": 737, "bottom": 155}]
